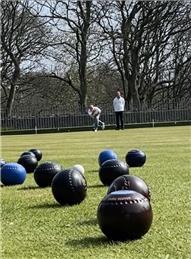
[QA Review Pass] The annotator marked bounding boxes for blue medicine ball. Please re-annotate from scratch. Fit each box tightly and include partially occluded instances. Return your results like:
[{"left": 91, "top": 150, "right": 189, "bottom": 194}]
[
  {"left": 98, "top": 149, "right": 118, "bottom": 166},
  {"left": 125, "top": 149, "right": 146, "bottom": 167},
  {"left": 1, "top": 163, "right": 27, "bottom": 186}
]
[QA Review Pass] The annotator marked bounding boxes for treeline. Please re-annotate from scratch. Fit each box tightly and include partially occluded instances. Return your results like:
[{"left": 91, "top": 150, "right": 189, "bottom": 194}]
[{"left": 1, "top": 0, "right": 191, "bottom": 116}]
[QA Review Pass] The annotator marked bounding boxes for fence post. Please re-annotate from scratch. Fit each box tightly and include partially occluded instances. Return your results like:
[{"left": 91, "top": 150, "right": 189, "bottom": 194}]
[
  {"left": 152, "top": 119, "right": 155, "bottom": 127},
  {"left": 35, "top": 125, "right": 38, "bottom": 134}
]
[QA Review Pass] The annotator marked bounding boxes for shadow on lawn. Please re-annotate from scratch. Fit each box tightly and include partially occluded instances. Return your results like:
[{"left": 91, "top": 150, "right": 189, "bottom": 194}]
[
  {"left": 65, "top": 236, "right": 110, "bottom": 248},
  {"left": 87, "top": 184, "right": 104, "bottom": 188},
  {"left": 17, "top": 185, "right": 41, "bottom": 190},
  {"left": 66, "top": 235, "right": 137, "bottom": 248},
  {"left": 28, "top": 202, "right": 64, "bottom": 209},
  {"left": 86, "top": 170, "right": 98, "bottom": 173}
]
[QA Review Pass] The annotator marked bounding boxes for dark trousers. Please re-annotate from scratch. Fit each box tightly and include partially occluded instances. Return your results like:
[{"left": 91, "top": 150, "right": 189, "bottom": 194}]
[{"left": 115, "top": 111, "right": 124, "bottom": 129}]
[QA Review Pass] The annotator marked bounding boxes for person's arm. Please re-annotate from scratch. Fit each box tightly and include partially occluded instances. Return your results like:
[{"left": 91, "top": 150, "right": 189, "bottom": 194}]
[
  {"left": 88, "top": 109, "right": 93, "bottom": 117},
  {"left": 122, "top": 97, "right": 125, "bottom": 110}
]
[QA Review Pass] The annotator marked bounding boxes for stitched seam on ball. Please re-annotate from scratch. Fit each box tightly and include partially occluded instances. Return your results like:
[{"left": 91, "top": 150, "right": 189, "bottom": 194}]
[
  {"left": 69, "top": 170, "right": 75, "bottom": 192},
  {"left": 103, "top": 164, "right": 124, "bottom": 168},
  {"left": 106, "top": 198, "right": 147, "bottom": 205},
  {"left": 6, "top": 167, "right": 18, "bottom": 170},
  {"left": 38, "top": 167, "right": 54, "bottom": 172}
]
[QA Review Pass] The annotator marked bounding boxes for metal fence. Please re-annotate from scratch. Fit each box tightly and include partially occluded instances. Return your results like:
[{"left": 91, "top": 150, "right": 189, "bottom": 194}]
[{"left": 1, "top": 108, "right": 191, "bottom": 133}]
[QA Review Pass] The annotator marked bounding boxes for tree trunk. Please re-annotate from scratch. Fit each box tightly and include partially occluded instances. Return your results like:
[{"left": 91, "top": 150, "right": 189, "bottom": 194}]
[
  {"left": 77, "top": 0, "right": 92, "bottom": 113},
  {"left": 5, "top": 65, "right": 20, "bottom": 117},
  {"left": 129, "top": 75, "right": 141, "bottom": 111},
  {"left": 79, "top": 40, "right": 88, "bottom": 112},
  {"left": 5, "top": 84, "right": 16, "bottom": 117}
]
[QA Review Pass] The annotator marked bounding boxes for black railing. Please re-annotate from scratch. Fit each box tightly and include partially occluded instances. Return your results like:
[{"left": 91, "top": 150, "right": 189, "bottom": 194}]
[{"left": 1, "top": 108, "right": 191, "bottom": 132}]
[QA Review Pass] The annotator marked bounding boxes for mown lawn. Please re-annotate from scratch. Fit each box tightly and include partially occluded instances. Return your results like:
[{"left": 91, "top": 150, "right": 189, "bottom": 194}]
[{"left": 1, "top": 126, "right": 191, "bottom": 259}]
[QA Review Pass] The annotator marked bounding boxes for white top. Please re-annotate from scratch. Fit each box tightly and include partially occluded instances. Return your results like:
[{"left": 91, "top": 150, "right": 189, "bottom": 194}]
[
  {"left": 88, "top": 107, "right": 101, "bottom": 117},
  {"left": 113, "top": 96, "right": 125, "bottom": 112}
]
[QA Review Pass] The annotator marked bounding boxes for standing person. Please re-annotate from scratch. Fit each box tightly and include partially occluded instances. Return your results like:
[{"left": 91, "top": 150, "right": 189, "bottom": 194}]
[
  {"left": 113, "top": 90, "right": 125, "bottom": 130},
  {"left": 88, "top": 104, "right": 105, "bottom": 132}
]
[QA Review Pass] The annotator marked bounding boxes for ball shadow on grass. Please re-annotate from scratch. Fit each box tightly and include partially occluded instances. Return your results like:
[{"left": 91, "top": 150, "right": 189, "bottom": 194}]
[
  {"left": 86, "top": 170, "right": 98, "bottom": 173},
  {"left": 65, "top": 235, "right": 139, "bottom": 248},
  {"left": 1, "top": 184, "right": 40, "bottom": 189},
  {"left": 87, "top": 184, "right": 104, "bottom": 188},
  {"left": 17, "top": 185, "right": 43, "bottom": 190},
  {"left": 65, "top": 235, "right": 110, "bottom": 248},
  {"left": 65, "top": 235, "right": 140, "bottom": 249},
  {"left": 28, "top": 202, "right": 66, "bottom": 209}
]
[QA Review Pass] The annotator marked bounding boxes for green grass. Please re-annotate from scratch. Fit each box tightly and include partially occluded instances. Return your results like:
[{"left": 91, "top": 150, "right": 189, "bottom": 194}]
[{"left": 1, "top": 126, "right": 191, "bottom": 259}]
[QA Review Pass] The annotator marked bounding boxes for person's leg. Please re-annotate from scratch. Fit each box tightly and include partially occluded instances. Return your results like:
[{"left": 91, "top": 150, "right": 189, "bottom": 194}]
[
  {"left": 99, "top": 120, "right": 105, "bottom": 129},
  {"left": 94, "top": 116, "right": 99, "bottom": 131},
  {"left": 119, "top": 111, "right": 124, "bottom": 129},
  {"left": 115, "top": 112, "right": 120, "bottom": 129},
  {"left": 97, "top": 114, "right": 105, "bottom": 129}
]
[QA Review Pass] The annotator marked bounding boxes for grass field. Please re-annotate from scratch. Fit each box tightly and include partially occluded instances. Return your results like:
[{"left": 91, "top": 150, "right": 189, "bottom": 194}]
[{"left": 1, "top": 126, "right": 191, "bottom": 259}]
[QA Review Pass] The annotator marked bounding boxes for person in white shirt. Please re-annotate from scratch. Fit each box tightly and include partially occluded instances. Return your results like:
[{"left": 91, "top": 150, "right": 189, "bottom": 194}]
[
  {"left": 113, "top": 90, "right": 125, "bottom": 130},
  {"left": 88, "top": 104, "right": 105, "bottom": 132}
]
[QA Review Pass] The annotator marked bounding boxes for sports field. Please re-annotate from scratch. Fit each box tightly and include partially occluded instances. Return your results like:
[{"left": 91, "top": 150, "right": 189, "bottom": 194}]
[{"left": 1, "top": 126, "right": 191, "bottom": 259}]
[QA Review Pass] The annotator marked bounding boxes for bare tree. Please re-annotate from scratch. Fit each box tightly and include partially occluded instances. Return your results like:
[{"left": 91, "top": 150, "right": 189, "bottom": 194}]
[
  {"left": 31, "top": 0, "right": 95, "bottom": 112},
  {"left": 2, "top": 0, "right": 190, "bottom": 116},
  {"left": 96, "top": 0, "right": 191, "bottom": 110},
  {"left": 1, "top": 0, "right": 50, "bottom": 116}
]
